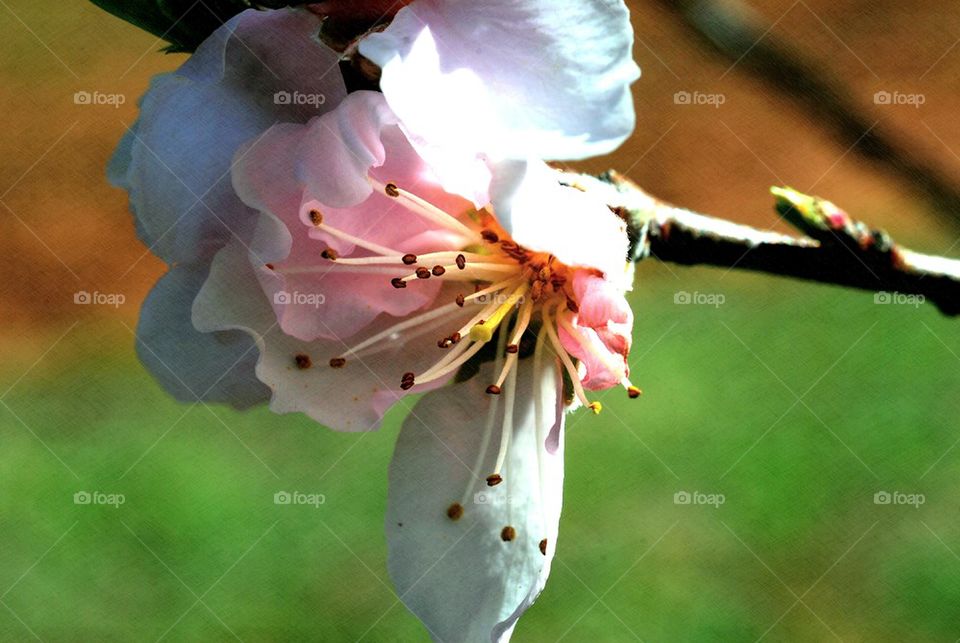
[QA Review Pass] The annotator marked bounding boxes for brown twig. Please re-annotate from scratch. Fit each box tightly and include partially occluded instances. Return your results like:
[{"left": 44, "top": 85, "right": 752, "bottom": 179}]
[{"left": 573, "top": 171, "right": 960, "bottom": 317}]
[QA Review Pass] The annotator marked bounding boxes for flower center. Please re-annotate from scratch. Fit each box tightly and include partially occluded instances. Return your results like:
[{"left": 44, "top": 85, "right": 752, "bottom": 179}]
[{"left": 291, "top": 176, "right": 640, "bottom": 493}]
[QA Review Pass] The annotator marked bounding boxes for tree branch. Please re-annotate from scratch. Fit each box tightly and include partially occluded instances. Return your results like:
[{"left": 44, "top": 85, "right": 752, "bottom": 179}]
[{"left": 574, "top": 171, "right": 960, "bottom": 317}]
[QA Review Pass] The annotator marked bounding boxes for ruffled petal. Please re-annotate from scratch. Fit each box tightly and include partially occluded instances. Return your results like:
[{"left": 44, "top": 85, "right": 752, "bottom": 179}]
[
  {"left": 360, "top": 0, "right": 639, "bottom": 163},
  {"left": 136, "top": 263, "right": 270, "bottom": 408},
  {"left": 230, "top": 91, "right": 470, "bottom": 341},
  {"left": 110, "top": 8, "right": 346, "bottom": 264},
  {"left": 557, "top": 312, "right": 630, "bottom": 391},
  {"left": 193, "top": 238, "right": 474, "bottom": 431},
  {"left": 386, "top": 356, "right": 565, "bottom": 641},
  {"left": 490, "top": 160, "right": 629, "bottom": 279}
]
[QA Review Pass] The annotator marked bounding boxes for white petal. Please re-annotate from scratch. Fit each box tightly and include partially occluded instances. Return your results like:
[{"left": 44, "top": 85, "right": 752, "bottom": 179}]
[
  {"left": 359, "top": 0, "right": 639, "bottom": 163},
  {"left": 193, "top": 238, "right": 474, "bottom": 431},
  {"left": 491, "top": 160, "right": 629, "bottom": 279},
  {"left": 110, "top": 8, "right": 346, "bottom": 264},
  {"left": 136, "top": 263, "right": 269, "bottom": 408},
  {"left": 386, "top": 355, "right": 565, "bottom": 641}
]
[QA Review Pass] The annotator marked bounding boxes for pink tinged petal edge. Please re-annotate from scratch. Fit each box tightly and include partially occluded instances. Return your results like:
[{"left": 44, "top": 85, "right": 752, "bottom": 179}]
[
  {"left": 386, "top": 357, "right": 565, "bottom": 642},
  {"left": 193, "top": 237, "right": 474, "bottom": 431},
  {"left": 109, "top": 8, "right": 346, "bottom": 264},
  {"left": 558, "top": 314, "right": 629, "bottom": 392},
  {"left": 230, "top": 91, "right": 469, "bottom": 342},
  {"left": 359, "top": 0, "right": 640, "bottom": 163}
]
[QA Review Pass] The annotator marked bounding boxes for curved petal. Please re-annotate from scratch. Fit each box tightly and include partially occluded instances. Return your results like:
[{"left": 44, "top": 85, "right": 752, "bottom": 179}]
[
  {"left": 193, "top": 238, "right": 474, "bottom": 431},
  {"left": 230, "top": 92, "right": 470, "bottom": 341},
  {"left": 360, "top": 0, "right": 639, "bottom": 163},
  {"left": 136, "top": 263, "right": 270, "bottom": 408},
  {"left": 557, "top": 313, "right": 630, "bottom": 391},
  {"left": 386, "top": 356, "right": 565, "bottom": 641},
  {"left": 491, "top": 160, "right": 629, "bottom": 279},
  {"left": 110, "top": 8, "right": 346, "bottom": 264}
]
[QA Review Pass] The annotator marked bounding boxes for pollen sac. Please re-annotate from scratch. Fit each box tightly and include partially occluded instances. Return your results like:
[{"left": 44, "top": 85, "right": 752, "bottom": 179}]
[
  {"left": 431, "top": 265, "right": 446, "bottom": 276},
  {"left": 384, "top": 182, "right": 400, "bottom": 197},
  {"left": 321, "top": 248, "right": 339, "bottom": 260},
  {"left": 485, "top": 474, "right": 503, "bottom": 487},
  {"left": 628, "top": 386, "right": 643, "bottom": 399},
  {"left": 500, "top": 526, "right": 516, "bottom": 542},
  {"left": 329, "top": 357, "right": 346, "bottom": 368},
  {"left": 294, "top": 353, "right": 312, "bottom": 370},
  {"left": 485, "top": 384, "right": 501, "bottom": 395},
  {"left": 455, "top": 293, "right": 465, "bottom": 307},
  {"left": 400, "top": 372, "right": 416, "bottom": 390},
  {"left": 505, "top": 344, "right": 519, "bottom": 354},
  {"left": 480, "top": 229, "right": 499, "bottom": 243},
  {"left": 415, "top": 267, "right": 431, "bottom": 279},
  {"left": 455, "top": 254, "right": 466, "bottom": 270},
  {"left": 391, "top": 277, "right": 407, "bottom": 289},
  {"left": 539, "top": 539, "right": 548, "bottom": 555},
  {"left": 446, "top": 502, "right": 464, "bottom": 521},
  {"left": 402, "top": 253, "right": 417, "bottom": 265},
  {"left": 309, "top": 209, "right": 323, "bottom": 226}
]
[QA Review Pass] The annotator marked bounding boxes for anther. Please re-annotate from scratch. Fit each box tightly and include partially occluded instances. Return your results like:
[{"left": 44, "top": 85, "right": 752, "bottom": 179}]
[
  {"left": 566, "top": 298, "right": 579, "bottom": 313},
  {"left": 446, "top": 503, "right": 464, "bottom": 521},
  {"left": 265, "top": 263, "right": 275, "bottom": 270},
  {"left": 539, "top": 539, "right": 548, "bottom": 555},
  {"left": 391, "top": 278, "right": 407, "bottom": 289},
  {"left": 455, "top": 254, "right": 466, "bottom": 270},
  {"left": 455, "top": 293, "right": 465, "bottom": 307},
  {"left": 400, "top": 372, "right": 416, "bottom": 390},
  {"left": 486, "top": 474, "right": 503, "bottom": 487},
  {"left": 416, "top": 267, "right": 431, "bottom": 279},
  {"left": 505, "top": 344, "right": 519, "bottom": 354},
  {"left": 321, "top": 248, "right": 339, "bottom": 260},
  {"left": 589, "top": 401, "right": 602, "bottom": 414},
  {"left": 329, "top": 357, "right": 346, "bottom": 368},
  {"left": 500, "top": 526, "right": 516, "bottom": 542},
  {"left": 432, "top": 265, "right": 446, "bottom": 276},
  {"left": 384, "top": 182, "right": 400, "bottom": 197},
  {"left": 480, "top": 229, "right": 499, "bottom": 243},
  {"left": 402, "top": 253, "right": 417, "bottom": 265},
  {"left": 486, "top": 384, "right": 501, "bottom": 395},
  {"left": 294, "top": 353, "right": 312, "bottom": 370},
  {"left": 308, "top": 209, "right": 323, "bottom": 226},
  {"left": 627, "top": 386, "right": 643, "bottom": 399}
]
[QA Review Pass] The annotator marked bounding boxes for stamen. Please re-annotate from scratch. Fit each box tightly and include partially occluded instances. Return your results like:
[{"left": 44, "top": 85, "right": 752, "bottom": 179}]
[
  {"left": 402, "top": 253, "right": 417, "bottom": 265},
  {"left": 489, "top": 298, "right": 533, "bottom": 391},
  {"left": 333, "top": 301, "right": 464, "bottom": 359},
  {"left": 623, "top": 378, "right": 643, "bottom": 399},
  {"left": 294, "top": 353, "right": 312, "bottom": 369},
  {"left": 469, "top": 283, "right": 529, "bottom": 342},
  {"left": 321, "top": 248, "right": 339, "bottom": 260},
  {"left": 486, "top": 474, "right": 503, "bottom": 486},
  {"left": 446, "top": 503, "right": 464, "bottom": 521},
  {"left": 415, "top": 340, "right": 486, "bottom": 386},
  {"left": 308, "top": 208, "right": 402, "bottom": 257},
  {"left": 432, "top": 265, "right": 446, "bottom": 276},
  {"left": 539, "top": 539, "right": 548, "bottom": 555},
  {"left": 328, "top": 357, "right": 346, "bottom": 368},
  {"left": 489, "top": 345, "right": 519, "bottom": 481},
  {"left": 542, "top": 304, "right": 600, "bottom": 411},
  {"left": 369, "top": 177, "right": 479, "bottom": 239},
  {"left": 456, "top": 254, "right": 466, "bottom": 270},
  {"left": 500, "top": 526, "right": 516, "bottom": 542},
  {"left": 485, "top": 384, "right": 501, "bottom": 395}
]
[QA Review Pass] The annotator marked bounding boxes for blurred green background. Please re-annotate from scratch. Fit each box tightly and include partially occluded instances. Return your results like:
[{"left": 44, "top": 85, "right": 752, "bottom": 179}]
[{"left": 2, "top": 1, "right": 960, "bottom": 641}]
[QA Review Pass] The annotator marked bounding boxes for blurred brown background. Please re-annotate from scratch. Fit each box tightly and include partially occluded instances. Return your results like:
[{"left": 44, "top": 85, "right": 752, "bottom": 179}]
[{"left": 2, "top": 0, "right": 959, "bottom": 348}]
